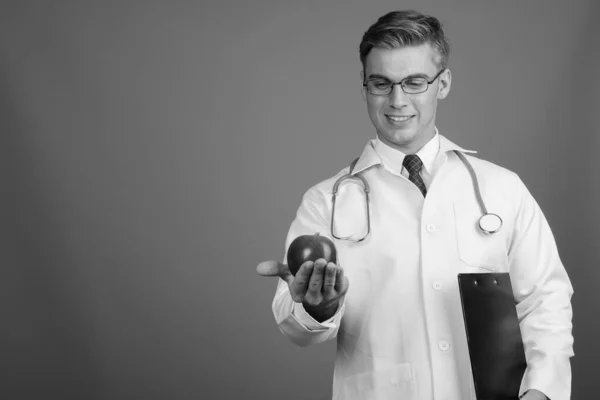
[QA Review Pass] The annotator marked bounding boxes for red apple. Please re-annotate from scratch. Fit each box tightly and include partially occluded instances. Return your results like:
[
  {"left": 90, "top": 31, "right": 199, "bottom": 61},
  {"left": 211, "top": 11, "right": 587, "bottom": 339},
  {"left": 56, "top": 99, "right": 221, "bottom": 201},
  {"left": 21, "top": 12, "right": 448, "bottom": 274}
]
[{"left": 286, "top": 232, "right": 337, "bottom": 276}]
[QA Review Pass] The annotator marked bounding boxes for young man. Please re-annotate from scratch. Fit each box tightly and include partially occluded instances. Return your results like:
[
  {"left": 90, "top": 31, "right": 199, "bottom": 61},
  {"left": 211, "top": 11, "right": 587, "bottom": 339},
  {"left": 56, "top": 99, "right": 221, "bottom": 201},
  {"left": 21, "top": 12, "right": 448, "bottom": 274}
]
[{"left": 257, "top": 10, "right": 573, "bottom": 400}]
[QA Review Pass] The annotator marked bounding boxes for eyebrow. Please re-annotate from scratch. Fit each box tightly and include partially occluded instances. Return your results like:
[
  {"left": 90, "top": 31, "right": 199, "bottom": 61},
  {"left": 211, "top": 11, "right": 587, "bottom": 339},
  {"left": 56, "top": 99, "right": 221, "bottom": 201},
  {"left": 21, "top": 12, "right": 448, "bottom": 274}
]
[{"left": 367, "top": 72, "right": 430, "bottom": 81}]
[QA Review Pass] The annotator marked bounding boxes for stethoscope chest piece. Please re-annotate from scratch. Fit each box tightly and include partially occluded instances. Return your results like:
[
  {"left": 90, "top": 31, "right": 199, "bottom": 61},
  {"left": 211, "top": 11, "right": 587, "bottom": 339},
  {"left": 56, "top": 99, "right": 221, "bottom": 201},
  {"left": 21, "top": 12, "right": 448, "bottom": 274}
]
[{"left": 479, "top": 213, "right": 502, "bottom": 234}]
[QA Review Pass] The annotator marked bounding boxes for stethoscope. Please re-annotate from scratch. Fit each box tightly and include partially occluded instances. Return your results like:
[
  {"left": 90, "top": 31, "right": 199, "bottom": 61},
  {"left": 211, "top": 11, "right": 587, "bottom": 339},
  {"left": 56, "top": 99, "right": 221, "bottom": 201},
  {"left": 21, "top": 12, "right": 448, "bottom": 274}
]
[{"left": 330, "top": 150, "right": 503, "bottom": 242}]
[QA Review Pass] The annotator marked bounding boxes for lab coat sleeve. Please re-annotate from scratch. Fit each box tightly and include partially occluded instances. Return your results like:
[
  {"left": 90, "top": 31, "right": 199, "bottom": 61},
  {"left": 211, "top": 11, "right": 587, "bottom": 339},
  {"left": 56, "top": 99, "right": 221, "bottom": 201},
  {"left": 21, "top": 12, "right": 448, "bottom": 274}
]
[
  {"left": 272, "top": 187, "right": 345, "bottom": 347},
  {"left": 508, "top": 176, "right": 574, "bottom": 400}
]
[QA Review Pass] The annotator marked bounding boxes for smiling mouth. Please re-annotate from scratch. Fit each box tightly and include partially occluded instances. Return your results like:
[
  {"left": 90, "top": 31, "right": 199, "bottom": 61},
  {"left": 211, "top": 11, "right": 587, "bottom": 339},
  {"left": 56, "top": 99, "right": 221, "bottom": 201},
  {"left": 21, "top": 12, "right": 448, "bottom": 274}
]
[{"left": 386, "top": 115, "right": 414, "bottom": 123}]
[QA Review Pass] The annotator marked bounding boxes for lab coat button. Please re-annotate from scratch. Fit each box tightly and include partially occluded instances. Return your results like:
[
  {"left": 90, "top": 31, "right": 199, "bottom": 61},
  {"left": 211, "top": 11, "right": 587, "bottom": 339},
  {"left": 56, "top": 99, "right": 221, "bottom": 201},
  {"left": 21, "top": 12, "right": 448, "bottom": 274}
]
[
  {"left": 389, "top": 376, "right": 399, "bottom": 385},
  {"left": 439, "top": 341, "right": 450, "bottom": 351},
  {"left": 426, "top": 224, "right": 436, "bottom": 233},
  {"left": 433, "top": 282, "right": 443, "bottom": 291}
]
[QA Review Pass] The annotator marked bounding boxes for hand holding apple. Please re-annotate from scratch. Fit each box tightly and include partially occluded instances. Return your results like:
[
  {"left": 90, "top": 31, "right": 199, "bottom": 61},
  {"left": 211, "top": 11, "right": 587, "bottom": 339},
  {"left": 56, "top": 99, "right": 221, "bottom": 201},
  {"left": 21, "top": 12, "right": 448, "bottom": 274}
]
[{"left": 256, "top": 233, "right": 349, "bottom": 322}]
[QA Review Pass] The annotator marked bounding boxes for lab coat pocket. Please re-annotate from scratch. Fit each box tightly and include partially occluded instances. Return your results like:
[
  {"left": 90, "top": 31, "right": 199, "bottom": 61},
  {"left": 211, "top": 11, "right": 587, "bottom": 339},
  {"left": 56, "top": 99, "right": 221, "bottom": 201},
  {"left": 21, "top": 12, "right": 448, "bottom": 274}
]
[
  {"left": 339, "top": 362, "right": 416, "bottom": 400},
  {"left": 453, "top": 202, "right": 509, "bottom": 272}
]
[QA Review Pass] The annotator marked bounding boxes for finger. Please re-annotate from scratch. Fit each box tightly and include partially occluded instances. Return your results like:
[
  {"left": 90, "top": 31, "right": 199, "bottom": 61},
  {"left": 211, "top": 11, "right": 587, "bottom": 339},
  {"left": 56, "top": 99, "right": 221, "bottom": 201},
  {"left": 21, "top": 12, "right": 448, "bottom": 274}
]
[
  {"left": 307, "top": 258, "right": 328, "bottom": 295},
  {"left": 290, "top": 261, "right": 314, "bottom": 302},
  {"left": 322, "top": 262, "right": 337, "bottom": 297},
  {"left": 256, "top": 260, "right": 293, "bottom": 285},
  {"left": 302, "top": 259, "right": 327, "bottom": 306},
  {"left": 333, "top": 266, "right": 348, "bottom": 293}
]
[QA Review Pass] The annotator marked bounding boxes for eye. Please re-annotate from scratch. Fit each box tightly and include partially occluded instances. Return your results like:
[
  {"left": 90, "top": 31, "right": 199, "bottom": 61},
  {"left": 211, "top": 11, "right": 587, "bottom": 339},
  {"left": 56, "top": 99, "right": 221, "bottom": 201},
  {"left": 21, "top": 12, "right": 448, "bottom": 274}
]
[
  {"left": 370, "top": 79, "right": 392, "bottom": 89},
  {"left": 403, "top": 78, "right": 426, "bottom": 88}
]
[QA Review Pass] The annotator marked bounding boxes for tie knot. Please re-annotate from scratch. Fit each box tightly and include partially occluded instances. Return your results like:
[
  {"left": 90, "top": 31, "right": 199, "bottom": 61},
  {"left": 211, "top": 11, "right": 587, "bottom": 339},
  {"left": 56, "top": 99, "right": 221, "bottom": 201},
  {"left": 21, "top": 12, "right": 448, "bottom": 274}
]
[{"left": 402, "top": 154, "right": 424, "bottom": 174}]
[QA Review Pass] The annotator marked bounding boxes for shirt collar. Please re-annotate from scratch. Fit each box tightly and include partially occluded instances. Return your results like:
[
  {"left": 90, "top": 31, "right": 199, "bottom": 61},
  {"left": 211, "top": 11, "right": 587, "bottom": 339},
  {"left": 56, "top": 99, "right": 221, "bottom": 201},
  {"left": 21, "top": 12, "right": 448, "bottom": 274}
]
[
  {"left": 374, "top": 130, "right": 440, "bottom": 175},
  {"left": 350, "top": 128, "right": 477, "bottom": 176}
]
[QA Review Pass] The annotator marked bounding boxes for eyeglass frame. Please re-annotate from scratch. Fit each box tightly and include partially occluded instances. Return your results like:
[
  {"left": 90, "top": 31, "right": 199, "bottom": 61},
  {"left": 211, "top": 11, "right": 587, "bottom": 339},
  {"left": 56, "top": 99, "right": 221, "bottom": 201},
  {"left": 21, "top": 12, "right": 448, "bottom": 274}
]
[{"left": 362, "top": 68, "right": 446, "bottom": 96}]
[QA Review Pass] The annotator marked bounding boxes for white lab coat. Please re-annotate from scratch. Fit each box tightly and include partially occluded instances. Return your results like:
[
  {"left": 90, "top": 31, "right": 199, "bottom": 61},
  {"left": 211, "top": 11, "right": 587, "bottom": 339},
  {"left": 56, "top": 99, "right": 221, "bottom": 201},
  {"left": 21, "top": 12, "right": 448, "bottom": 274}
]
[{"left": 272, "top": 134, "right": 574, "bottom": 400}]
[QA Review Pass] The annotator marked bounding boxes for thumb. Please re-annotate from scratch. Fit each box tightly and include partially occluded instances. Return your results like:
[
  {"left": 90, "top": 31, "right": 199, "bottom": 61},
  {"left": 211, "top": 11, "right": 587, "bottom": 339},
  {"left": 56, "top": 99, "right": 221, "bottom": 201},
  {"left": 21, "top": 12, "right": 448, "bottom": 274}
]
[{"left": 256, "top": 260, "right": 293, "bottom": 284}]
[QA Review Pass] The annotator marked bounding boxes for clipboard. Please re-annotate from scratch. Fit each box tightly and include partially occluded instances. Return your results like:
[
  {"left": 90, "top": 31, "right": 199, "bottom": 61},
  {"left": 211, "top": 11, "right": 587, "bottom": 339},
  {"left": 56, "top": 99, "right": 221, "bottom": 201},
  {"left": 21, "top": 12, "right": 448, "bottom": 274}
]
[{"left": 458, "top": 273, "right": 527, "bottom": 400}]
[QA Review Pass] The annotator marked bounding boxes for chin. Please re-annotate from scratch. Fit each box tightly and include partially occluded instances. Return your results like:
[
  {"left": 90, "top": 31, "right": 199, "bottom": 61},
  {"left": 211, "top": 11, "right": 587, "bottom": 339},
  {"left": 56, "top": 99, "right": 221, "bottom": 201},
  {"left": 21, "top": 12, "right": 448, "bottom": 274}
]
[{"left": 388, "top": 130, "right": 417, "bottom": 145}]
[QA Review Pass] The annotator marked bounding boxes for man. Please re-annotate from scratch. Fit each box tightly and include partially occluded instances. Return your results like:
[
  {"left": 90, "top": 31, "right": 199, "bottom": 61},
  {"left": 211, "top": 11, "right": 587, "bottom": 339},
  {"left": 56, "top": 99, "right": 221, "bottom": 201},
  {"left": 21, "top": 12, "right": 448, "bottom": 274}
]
[{"left": 257, "top": 10, "right": 573, "bottom": 400}]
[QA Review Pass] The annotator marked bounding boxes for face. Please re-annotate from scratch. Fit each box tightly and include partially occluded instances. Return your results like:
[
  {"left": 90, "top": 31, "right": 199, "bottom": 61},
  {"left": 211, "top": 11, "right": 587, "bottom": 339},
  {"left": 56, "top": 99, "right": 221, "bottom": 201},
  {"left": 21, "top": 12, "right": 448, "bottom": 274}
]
[{"left": 362, "top": 43, "right": 451, "bottom": 154}]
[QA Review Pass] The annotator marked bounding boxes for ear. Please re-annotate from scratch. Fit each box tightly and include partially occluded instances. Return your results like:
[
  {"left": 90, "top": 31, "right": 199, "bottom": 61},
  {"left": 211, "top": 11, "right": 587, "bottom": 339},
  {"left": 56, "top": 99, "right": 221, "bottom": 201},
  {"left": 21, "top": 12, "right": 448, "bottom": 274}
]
[
  {"left": 437, "top": 68, "right": 451, "bottom": 100},
  {"left": 360, "top": 70, "right": 367, "bottom": 101}
]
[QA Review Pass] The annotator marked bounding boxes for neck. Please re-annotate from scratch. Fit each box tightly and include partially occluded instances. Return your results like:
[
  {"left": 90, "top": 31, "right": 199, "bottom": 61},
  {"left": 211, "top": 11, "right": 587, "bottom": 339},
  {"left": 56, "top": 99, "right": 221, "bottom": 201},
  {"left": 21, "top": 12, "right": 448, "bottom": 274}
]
[{"left": 378, "top": 127, "right": 436, "bottom": 154}]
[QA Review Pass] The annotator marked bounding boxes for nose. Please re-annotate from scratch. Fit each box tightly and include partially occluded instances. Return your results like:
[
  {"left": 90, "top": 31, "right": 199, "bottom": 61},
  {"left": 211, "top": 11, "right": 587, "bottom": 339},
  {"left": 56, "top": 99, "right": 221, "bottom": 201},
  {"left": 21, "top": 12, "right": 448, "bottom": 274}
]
[{"left": 388, "top": 83, "right": 409, "bottom": 108}]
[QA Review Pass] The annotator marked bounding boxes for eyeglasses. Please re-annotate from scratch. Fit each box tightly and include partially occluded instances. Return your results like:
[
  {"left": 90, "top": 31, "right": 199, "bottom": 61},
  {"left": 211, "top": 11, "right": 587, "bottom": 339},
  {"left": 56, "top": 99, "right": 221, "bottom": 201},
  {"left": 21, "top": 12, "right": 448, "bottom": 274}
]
[{"left": 363, "top": 69, "right": 445, "bottom": 96}]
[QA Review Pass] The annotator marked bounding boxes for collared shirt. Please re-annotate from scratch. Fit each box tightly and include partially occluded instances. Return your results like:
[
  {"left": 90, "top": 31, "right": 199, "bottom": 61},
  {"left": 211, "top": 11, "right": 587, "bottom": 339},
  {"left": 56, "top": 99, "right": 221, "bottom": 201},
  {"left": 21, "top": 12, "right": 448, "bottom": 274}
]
[
  {"left": 272, "top": 131, "right": 574, "bottom": 400},
  {"left": 373, "top": 130, "right": 440, "bottom": 188}
]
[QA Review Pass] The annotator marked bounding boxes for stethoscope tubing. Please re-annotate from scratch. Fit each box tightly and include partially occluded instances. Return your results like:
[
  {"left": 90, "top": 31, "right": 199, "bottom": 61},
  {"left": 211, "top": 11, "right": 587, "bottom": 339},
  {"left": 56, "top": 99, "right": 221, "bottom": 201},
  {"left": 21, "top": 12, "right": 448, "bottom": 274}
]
[
  {"left": 453, "top": 151, "right": 487, "bottom": 215},
  {"left": 331, "top": 150, "right": 502, "bottom": 241}
]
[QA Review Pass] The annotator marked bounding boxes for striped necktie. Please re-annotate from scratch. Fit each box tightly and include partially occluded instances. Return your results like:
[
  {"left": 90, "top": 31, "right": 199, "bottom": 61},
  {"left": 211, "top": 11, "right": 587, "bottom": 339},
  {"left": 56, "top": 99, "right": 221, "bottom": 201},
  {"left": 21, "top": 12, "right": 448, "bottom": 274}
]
[{"left": 402, "top": 154, "right": 427, "bottom": 197}]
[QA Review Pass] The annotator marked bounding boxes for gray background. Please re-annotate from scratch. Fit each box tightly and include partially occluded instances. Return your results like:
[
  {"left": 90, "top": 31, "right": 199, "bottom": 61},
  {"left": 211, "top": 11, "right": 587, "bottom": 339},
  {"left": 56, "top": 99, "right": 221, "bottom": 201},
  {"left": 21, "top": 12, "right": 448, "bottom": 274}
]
[{"left": 1, "top": 0, "right": 598, "bottom": 399}]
